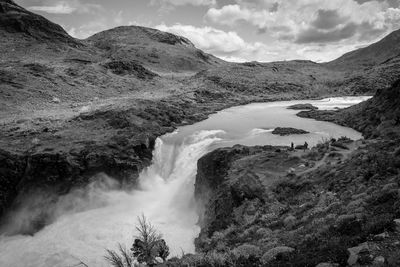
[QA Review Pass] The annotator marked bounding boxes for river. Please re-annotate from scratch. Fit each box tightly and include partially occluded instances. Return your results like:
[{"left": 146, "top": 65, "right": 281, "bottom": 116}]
[{"left": 0, "top": 96, "right": 370, "bottom": 267}]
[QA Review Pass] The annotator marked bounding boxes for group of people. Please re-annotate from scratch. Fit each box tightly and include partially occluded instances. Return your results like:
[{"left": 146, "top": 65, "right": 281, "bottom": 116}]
[{"left": 290, "top": 141, "right": 308, "bottom": 151}]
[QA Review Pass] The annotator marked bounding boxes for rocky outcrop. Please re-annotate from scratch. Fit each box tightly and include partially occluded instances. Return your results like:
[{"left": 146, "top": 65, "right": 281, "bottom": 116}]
[
  {"left": 103, "top": 60, "right": 158, "bottom": 79},
  {"left": 271, "top": 127, "right": 309, "bottom": 136},
  {"left": 194, "top": 145, "right": 305, "bottom": 254},
  {"left": 192, "top": 138, "right": 400, "bottom": 266},
  {"left": 287, "top": 103, "right": 318, "bottom": 110},
  {"left": 0, "top": 149, "right": 26, "bottom": 217},
  {"left": 195, "top": 145, "right": 267, "bottom": 239}
]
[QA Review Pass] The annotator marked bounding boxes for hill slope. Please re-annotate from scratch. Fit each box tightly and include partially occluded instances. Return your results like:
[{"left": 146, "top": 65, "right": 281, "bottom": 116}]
[
  {"left": 0, "top": 0, "right": 77, "bottom": 44},
  {"left": 326, "top": 29, "right": 400, "bottom": 70},
  {"left": 87, "top": 26, "right": 225, "bottom": 74}
]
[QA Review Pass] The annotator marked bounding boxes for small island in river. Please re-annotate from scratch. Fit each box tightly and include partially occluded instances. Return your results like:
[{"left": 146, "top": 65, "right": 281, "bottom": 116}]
[
  {"left": 287, "top": 103, "right": 319, "bottom": 110},
  {"left": 271, "top": 127, "right": 310, "bottom": 136}
]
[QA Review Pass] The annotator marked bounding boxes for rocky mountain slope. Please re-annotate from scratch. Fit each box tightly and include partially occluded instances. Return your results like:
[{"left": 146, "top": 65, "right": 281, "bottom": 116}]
[
  {"left": 327, "top": 29, "right": 400, "bottom": 70},
  {"left": 1, "top": 0, "right": 400, "bottom": 239},
  {"left": 191, "top": 81, "right": 400, "bottom": 266}
]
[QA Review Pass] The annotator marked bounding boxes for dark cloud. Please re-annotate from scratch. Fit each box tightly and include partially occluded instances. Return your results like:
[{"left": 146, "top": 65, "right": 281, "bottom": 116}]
[
  {"left": 296, "top": 22, "right": 358, "bottom": 43},
  {"left": 269, "top": 2, "right": 279, "bottom": 12},
  {"left": 311, "top": 9, "right": 347, "bottom": 30},
  {"left": 257, "top": 25, "right": 291, "bottom": 35},
  {"left": 296, "top": 19, "right": 389, "bottom": 44},
  {"left": 357, "top": 21, "right": 388, "bottom": 41}
]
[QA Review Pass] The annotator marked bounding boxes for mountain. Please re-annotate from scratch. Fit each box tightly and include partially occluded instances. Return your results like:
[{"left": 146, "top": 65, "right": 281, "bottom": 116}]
[
  {"left": 0, "top": 0, "right": 77, "bottom": 44},
  {"left": 87, "top": 26, "right": 224, "bottom": 73},
  {"left": 326, "top": 29, "right": 400, "bottom": 70},
  {"left": 0, "top": 0, "right": 225, "bottom": 119}
]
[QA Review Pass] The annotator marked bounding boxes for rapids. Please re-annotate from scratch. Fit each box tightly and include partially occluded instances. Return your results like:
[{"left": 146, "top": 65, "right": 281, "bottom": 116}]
[{"left": 0, "top": 96, "right": 370, "bottom": 267}]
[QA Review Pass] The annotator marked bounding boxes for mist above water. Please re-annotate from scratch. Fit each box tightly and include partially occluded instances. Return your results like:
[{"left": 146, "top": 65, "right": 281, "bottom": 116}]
[{"left": 0, "top": 96, "right": 370, "bottom": 267}]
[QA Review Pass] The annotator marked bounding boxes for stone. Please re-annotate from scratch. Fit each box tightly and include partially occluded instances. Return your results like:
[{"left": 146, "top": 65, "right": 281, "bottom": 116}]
[
  {"left": 394, "top": 219, "right": 400, "bottom": 232},
  {"left": 283, "top": 215, "right": 297, "bottom": 228},
  {"left": 261, "top": 246, "right": 295, "bottom": 264},
  {"left": 373, "top": 256, "right": 385, "bottom": 265},
  {"left": 373, "top": 232, "right": 389, "bottom": 241},
  {"left": 51, "top": 97, "right": 60, "bottom": 103},
  {"left": 347, "top": 243, "right": 370, "bottom": 266}
]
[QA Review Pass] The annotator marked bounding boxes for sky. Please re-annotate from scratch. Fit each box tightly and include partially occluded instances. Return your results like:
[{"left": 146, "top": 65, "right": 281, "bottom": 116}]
[{"left": 15, "top": 0, "right": 400, "bottom": 62}]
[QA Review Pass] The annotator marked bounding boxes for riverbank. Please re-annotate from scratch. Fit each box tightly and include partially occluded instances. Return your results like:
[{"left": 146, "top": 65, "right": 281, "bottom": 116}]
[
  {"left": 0, "top": 88, "right": 363, "bottom": 231},
  {"left": 187, "top": 81, "right": 400, "bottom": 267}
]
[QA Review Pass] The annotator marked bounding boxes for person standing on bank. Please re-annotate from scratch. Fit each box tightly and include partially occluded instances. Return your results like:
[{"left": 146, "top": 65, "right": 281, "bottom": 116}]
[{"left": 304, "top": 141, "right": 308, "bottom": 151}]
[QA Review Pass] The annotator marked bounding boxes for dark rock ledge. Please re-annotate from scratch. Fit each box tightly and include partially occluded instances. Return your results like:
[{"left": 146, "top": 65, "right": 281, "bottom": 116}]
[
  {"left": 287, "top": 103, "right": 319, "bottom": 110},
  {"left": 272, "top": 127, "right": 309, "bottom": 136}
]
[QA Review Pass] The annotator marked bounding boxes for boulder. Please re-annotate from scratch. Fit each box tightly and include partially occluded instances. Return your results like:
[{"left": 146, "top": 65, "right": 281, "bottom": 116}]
[
  {"left": 373, "top": 256, "right": 385, "bottom": 265},
  {"left": 394, "top": 219, "right": 400, "bottom": 232},
  {"left": 347, "top": 242, "right": 375, "bottom": 266}
]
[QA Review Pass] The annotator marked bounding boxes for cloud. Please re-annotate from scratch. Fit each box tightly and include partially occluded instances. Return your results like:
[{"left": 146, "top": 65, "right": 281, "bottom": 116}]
[
  {"left": 296, "top": 22, "right": 358, "bottom": 43},
  {"left": 311, "top": 9, "right": 348, "bottom": 30},
  {"left": 29, "top": 2, "right": 75, "bottom": 14},
  {"left": 155, "top": 23, "right": 280, "bottom": 62},
  {"left": 355, "top": 0, "right": 400, "bottom": 8},
  {"left": 27, "top": 0, "right": 102, "bottom": 14},
  {"left": 206, "top": 0, "right": 400, "bottom": 44},
  {"left": 150, "top": 0, "right": 216, "bottom": 7},
  {"left": 67, "top": 10, "right": 126, "bottom": 39},
  {"left": 201, "top": 0, "right": 400, "bottom": 62}
]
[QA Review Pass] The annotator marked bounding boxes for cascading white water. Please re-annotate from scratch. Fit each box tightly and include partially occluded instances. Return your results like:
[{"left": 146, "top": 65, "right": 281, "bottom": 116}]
[
  {"left": 0, "top": 129, "right": 226, "bottom": 267},
  {"left": 0, "top": 97, "right": 370, "bottom": 267}
]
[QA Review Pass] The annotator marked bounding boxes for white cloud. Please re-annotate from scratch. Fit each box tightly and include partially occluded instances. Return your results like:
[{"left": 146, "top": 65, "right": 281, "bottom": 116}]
[
  {"left": 205, "top": 0, "right": 400, "bottom": 44},
  {"left": 29, "top": 2, "right": 75, "bottom": 14},
  {"left": 150, "top": 0, "right": 216, "bottom": 7},
  {"left": 67, "top": 10, "right": 125, "bottom": 39},
  {"left": 28, "top": 0, "right": 102, "bottom": 14},
  {"left": 155, "top": 23, "right": 284, "bottom": 62}
]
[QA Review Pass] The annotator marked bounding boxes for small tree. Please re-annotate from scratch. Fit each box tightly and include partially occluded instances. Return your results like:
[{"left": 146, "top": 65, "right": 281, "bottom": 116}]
[
  {"left": 131, "top": 214, "right": 170, "bottom": 266},
  {"left": 105, "top": 215, "right": 170, "bottom": 267}
]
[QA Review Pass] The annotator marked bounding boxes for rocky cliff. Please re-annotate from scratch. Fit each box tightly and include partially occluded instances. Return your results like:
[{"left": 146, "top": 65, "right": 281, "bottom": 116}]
[{"left": 193, "top": 139, "right": 400, "bottom": 266}]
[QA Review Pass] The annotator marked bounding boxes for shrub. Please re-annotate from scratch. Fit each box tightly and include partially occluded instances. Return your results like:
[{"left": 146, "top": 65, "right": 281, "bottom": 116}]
[{"left": 105, "top": 215, "right": 170, "bottom": 267}]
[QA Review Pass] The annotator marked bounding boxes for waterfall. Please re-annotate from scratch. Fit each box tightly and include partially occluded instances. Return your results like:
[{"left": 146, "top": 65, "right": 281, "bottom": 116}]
[{"left": 0, "top": 129, "right": 226, "bottom": 267}]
